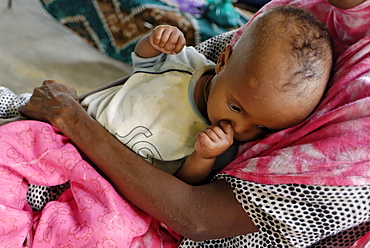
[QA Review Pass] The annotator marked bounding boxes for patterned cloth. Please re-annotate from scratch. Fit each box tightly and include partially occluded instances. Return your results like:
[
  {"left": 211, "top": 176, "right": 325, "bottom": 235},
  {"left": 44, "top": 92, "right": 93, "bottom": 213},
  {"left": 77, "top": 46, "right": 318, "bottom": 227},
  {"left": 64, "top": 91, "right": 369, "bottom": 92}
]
[
  {"left": 180, "top": 177, "right": 370, "bottom": 247},
  {"left": 0, "top": 120, "right": 182, "bottom": 247},
  {"left": 39, "top": 0, "right": 248, "bottom": 64},
  {"left": 0, "top": 87, "right": 71, "bottom": 212},
  {"left": 0, "top": 87, "right": 30, "bottom": 118}
]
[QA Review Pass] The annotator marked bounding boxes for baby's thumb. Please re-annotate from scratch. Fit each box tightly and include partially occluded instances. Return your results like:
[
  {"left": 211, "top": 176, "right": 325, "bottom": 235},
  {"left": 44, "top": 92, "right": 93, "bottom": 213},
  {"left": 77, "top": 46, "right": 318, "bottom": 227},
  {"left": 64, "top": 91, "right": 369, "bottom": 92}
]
[{"left": 219, "top": 121, "right": 234, "bottom": 137}]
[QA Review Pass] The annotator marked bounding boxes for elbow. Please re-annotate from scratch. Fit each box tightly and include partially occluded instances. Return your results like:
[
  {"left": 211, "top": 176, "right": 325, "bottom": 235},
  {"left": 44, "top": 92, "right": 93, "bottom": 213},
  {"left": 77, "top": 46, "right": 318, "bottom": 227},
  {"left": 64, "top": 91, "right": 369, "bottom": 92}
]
[
  {"left": 177, "top": 223, "right": 213, "bottom": 241},
  {"left": 172, "top": 213, "right": 258, "bottom": 241},
  {"left": 174, "top": 219, "right": 232, "bottom": 241},
  {"left": 179, "top": 223, "right": 257, "bottom": 241}
]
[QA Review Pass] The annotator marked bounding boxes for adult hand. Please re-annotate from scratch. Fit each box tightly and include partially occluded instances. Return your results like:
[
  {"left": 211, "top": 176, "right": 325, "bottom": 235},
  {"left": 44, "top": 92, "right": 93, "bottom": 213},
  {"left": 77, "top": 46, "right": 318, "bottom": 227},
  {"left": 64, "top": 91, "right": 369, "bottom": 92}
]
[{"left": 18, "top": 80, "right": 80, "bottom": 123}]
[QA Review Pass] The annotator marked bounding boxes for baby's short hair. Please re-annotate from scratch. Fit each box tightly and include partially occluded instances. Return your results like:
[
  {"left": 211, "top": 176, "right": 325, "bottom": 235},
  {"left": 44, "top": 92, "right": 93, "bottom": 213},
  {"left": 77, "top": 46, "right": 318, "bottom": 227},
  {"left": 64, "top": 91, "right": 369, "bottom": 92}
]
[
  {"left": 271, "top": 6, "right": 332, "bottom": 85},
  {"left": 235, "top": 5, "right": 333, "bottom": 92}
]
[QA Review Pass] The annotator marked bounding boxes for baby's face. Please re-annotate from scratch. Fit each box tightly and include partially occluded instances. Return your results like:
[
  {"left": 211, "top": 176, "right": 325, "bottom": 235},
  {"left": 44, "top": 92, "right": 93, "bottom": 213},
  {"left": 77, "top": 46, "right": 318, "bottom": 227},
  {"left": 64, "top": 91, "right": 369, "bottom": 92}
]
[{"left": 207, "top": 48, "right": 311, "bottom": 142}]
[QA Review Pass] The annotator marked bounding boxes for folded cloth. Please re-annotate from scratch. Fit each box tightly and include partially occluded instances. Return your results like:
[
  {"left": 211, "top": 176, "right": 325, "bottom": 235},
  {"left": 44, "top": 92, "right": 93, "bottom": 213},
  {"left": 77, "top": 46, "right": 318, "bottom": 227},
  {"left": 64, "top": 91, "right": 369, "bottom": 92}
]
[
  {"left": 0, "top": 86, "right": 30, "bottom": 118},
  {"left": 0, "top": 120, "right": 181, "bottom": 247}
]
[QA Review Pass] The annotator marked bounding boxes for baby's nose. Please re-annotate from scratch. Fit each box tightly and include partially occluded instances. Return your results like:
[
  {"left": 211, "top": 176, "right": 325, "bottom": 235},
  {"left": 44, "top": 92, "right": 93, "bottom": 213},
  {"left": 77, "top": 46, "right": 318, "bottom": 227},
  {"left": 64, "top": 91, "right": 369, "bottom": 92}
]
[{"left": 233, "top": 121, "right": 253, "bottom": 134}]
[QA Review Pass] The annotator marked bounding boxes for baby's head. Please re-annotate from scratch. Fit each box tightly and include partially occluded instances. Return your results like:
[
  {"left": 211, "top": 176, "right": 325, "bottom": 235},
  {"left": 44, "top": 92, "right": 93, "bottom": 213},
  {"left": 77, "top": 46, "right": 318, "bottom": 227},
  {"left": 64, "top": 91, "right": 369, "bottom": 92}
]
[{"left": 206, "top": 5, "right": 333, "bottom": 142}]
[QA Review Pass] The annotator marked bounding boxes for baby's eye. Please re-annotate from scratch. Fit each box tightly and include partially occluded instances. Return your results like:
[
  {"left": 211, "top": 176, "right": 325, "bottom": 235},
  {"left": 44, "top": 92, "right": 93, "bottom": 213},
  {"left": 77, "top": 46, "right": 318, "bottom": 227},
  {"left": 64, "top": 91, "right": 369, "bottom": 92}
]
[{"left": 228, "top": 102, "right": 241, "bottom": 112}]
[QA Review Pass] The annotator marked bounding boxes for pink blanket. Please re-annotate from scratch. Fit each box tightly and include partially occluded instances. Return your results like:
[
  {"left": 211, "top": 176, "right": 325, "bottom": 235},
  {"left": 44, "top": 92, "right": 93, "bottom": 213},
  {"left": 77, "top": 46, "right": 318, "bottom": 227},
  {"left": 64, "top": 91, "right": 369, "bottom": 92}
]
[
  {"left": 0, "top": 120, "right": 181, "bottom": 247},
  {"left": 222, "top": 0, "right": 370, "bottom": 187}
]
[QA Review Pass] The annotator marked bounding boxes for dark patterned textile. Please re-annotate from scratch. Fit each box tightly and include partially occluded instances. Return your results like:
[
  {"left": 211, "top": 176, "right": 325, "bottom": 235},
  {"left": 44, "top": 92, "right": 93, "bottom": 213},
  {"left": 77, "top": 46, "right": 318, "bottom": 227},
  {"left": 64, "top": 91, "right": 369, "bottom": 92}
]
[{"left": 40, "top": 0, "right": 248, "bottom": 63}]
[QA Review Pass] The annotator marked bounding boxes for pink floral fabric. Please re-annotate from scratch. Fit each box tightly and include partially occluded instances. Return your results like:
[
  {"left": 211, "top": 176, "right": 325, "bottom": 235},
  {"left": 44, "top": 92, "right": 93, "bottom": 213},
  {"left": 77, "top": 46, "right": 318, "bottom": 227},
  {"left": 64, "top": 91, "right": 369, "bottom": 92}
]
[
  {"left": 223, "top": 0, "right": 370, "bottom": 187},
  {"left": 0, "top": 120, "right": 181, "bottom": 247}
]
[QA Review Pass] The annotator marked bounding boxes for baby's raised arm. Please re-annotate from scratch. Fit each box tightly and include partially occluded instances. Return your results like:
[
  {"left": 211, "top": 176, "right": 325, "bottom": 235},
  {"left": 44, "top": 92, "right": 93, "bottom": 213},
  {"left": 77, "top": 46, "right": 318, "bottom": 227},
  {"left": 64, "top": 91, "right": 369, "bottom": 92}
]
[{"left": 134, "top": 25, "right": 186, "bottom": 58}]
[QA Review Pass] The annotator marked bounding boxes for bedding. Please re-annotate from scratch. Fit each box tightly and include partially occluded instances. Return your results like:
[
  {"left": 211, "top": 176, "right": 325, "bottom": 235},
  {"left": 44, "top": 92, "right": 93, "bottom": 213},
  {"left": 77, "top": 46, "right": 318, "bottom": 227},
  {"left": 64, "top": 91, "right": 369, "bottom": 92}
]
[
  {"left": 39, "top": 0, "right": 249, "bottom": 64},
  {"left": 0, "top": 120, "right": 181, "bottom": 247}
]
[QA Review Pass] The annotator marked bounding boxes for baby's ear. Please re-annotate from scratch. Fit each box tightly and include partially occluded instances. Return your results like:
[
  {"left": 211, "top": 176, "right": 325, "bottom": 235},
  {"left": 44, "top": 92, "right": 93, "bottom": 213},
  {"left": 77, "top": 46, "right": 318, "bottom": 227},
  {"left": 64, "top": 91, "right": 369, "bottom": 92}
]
[{"left": 215, "top": 45, "right": 233, "bottom": 73}]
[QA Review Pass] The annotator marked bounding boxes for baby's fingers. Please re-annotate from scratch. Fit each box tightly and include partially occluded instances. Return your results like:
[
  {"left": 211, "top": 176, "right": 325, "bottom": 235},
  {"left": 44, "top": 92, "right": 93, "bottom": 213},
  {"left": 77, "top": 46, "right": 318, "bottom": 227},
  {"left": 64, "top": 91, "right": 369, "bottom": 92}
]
[
  {"left": 195, "top": 131, "right": 212, "bottom": 149},
  {"left": 200, "top": 127, "right": 221, "bottom": 141},
  {"left": 171, "top": 35, "right": 186, "bottom": 54},
  {"left": 197, "top": 126, "right": 231, "bottom": 146},
  {"left": 151, "top": 25, "right": 185, "bottom": 54},
  {"left": 195, "top": 127, "right": 232, "bottom": 158},
  {"left": 219, "top": 121, "right": 234, "bottom": 139}
]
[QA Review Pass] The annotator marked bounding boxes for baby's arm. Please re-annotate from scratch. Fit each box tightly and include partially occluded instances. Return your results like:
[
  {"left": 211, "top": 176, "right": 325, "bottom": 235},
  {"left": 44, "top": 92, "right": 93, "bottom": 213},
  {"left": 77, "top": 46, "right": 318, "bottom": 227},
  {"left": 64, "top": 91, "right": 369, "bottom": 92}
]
[
  {"left": 134, "top": 25, "right": 186, "bottom": 58},
  {"left": 176, "top": 122, "right": 234, "bottom": 184}
]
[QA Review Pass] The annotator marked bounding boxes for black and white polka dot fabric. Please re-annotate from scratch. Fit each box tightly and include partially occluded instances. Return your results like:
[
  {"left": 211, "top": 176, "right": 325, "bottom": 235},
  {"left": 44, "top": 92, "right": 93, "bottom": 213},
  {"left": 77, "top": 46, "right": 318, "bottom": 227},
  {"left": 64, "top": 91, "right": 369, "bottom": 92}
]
[
  {"left": 27, "top": 183, "right": 70, "bottom": 211},
  {"left": 0, "top": 86, "right": 31, "bottom": 118},
  {"left": 179, "top": 174, "right": 370, "bottom": 248},
  {"left": 195, "top": 30, "right": 235, "bottom": 63}
]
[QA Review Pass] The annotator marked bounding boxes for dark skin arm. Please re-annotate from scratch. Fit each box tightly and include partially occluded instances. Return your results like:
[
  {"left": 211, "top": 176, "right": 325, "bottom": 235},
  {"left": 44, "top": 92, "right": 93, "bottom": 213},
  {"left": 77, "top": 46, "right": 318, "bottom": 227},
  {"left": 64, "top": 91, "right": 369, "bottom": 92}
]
[{"left": 19, "top": 80, "right": 258, "bottom": 241}]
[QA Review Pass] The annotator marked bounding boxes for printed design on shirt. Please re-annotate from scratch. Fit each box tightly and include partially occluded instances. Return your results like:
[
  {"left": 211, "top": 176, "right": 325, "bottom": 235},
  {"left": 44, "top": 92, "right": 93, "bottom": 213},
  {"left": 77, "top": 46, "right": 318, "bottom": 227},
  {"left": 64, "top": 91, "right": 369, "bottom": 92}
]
[{"left": 115, "top": 126, "right": 163, "bottom": 164}]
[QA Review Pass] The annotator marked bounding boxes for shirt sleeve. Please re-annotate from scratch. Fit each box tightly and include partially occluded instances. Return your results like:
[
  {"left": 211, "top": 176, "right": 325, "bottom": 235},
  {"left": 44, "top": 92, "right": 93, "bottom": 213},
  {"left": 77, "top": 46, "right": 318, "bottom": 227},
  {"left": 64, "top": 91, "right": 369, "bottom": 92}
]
[
  {"left": 131, "top": 52, "right": 166, "bottom": 71},
  {"left": 131, "top": 47, "right": 215, "bottom": 77}
]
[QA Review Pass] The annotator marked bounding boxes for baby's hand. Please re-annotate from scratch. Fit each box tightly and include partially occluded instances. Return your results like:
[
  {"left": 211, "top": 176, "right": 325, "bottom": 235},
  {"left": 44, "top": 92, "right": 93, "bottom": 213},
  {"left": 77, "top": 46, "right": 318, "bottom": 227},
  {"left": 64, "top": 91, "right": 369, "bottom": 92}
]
[
  {"left": 149, "top": 25, "right": 186, "bottom": 55},
  {"left": 195, "top": 121, "right": 234, "bottom": 159}
]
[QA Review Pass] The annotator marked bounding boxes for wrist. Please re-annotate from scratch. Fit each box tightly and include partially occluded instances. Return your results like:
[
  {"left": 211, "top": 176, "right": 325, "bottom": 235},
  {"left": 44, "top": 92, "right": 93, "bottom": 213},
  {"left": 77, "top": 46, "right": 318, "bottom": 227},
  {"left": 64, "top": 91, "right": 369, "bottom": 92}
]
[
  {"left": 193, "top": 150, "right": 217, "bottom": 161},
  {"left": 50, "top": 100, "right": 87, "bottom": 132},
  {"left": 135, "top": 34, "right": 162, "bottom": 58}
]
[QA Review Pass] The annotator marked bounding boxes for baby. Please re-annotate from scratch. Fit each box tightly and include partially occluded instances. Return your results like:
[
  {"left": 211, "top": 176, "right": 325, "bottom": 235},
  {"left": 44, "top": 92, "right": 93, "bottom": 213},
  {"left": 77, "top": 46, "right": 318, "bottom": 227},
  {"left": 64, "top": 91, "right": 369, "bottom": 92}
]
[
  {"left": 177, "top": 6, "right": 333, "bottom": 183},
  {"left": 0, "top": 5, "right": 331, "bottom": 185}
]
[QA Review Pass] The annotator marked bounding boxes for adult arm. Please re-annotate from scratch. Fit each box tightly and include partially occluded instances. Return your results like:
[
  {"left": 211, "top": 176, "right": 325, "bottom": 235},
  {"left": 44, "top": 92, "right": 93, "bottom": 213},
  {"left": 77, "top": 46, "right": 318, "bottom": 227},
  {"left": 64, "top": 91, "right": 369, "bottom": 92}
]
[{"left": 19, "top": 80, "right": 258, "bottom": 241}]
